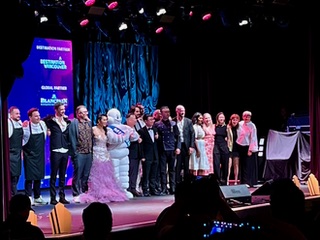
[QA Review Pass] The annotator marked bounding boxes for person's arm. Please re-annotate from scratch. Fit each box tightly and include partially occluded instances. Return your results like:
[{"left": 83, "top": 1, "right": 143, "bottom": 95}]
[
  {"left": 193, "top": 125, "right": 200, "bottom": 158},
  {"left": 40, "top": 120, "right": 48, "bottom": 138},
  {"left": 173, "top": 124, "right": 181, "bottom": 150},
  {"left": 8, "top": 119, "right": 13, "bottom": 138},
  {"left": 249, "top": 123, "right": 259, "bottom": 152},
  {"left": 22, "top": 122, "right": 30, "bottom": 146},
  {"left": 189, "top": 119, "right": 196, "bottom": 150},
  {"left": 226, "top": 126, "right": 232, "bottom": 152}
]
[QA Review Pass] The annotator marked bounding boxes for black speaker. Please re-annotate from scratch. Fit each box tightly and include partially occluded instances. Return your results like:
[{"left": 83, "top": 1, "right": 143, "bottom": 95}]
[
  {"left": 219, "top": 184, "right": 252, "bottom": 204},
  {"left": 251, "top": 179, "right": 274, "bottom": 196}
]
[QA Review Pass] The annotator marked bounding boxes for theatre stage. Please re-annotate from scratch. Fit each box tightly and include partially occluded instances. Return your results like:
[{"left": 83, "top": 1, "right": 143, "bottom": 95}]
[{"left": 28, "top": 184, "right": 319, "bottom": 240}]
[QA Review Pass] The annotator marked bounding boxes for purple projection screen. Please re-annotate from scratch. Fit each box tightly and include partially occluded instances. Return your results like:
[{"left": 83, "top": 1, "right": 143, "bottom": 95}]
[{"left": 7, "top": 37, "right": 74, "bottom": 190}]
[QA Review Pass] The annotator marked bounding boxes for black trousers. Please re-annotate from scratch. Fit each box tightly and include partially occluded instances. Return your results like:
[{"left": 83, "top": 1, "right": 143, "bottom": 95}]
[
  {"left": 128, "top": 157, "right": 140, "bottom": 191},
  {"left": 10, "top": 175, "right": 20, "bottom": 196},
  {"left": 49, "top": 151, "right": 69, "bottom": 199},
  {"left": 71, "top": 153, "right": 93, "bottom": 196},
  {"left": 175, "top": 142, "right": 189, "bottom": 184},
  {"left": 141, "top": 158, "right": 158, "bottom": 193},
  {"left": 213, "top": 142, "right": 230, "bottom": 185},
  {"left": 25, "top": 179, "right": 41, "bottom": 198},
  {"left": 238, "top": 145, "right": 258, "bottom": 187},
  {"left": 159, "top": 150, "right": 176, "bottom": 192}
]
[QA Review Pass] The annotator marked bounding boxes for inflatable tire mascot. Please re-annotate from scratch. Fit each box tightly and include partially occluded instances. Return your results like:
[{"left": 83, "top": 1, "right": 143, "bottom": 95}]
[{"left": 107, "top": 108, "right": 139, "bottom": 198}]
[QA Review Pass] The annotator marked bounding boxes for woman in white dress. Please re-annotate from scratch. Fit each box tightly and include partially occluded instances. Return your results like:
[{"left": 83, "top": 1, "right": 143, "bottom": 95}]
[{"left": 189, "top": 112, "right": 209, "bottom": 176}]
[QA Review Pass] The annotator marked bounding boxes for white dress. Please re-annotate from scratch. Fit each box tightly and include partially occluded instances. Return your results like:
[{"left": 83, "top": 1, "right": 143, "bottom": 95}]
[{"left": 189, "top": 124, "right": 210, "bottom": 171}]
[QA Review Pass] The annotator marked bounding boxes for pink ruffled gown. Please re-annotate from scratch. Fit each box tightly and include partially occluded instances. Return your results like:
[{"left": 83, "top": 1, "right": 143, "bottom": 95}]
[{"left": 80, "top": 135, "right": 128, "bottom": 203}]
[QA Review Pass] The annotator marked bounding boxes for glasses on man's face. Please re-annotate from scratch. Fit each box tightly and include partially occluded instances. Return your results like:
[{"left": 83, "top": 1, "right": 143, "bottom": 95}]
[{"left": 79, "top": 111, "right": 88, "bottom": 115}]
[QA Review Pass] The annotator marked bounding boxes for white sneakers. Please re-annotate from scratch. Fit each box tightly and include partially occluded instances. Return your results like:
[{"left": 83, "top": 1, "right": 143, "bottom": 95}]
[
  {"left": 29, "top": 196, "right": 35, "bottom": 206},
  {"left": 34, "top": 196, "right": 48, "bottom": 205},
  {"left": 73, "top": 196, "right": 80, "bottom": 203}
]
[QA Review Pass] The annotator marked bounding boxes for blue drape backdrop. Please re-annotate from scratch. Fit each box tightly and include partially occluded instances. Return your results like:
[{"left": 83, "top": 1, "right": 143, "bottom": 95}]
[{"left": 74, "top": 42, "right": 160, "bottom": 123}]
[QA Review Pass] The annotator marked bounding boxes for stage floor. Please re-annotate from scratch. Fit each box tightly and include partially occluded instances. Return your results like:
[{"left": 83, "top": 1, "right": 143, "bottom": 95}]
[
  {"left": 24, "top": 184, "right": 319, "bottom": 239},
  {"left": 28, "top": 189, "right": 174, "bottom": 238}
]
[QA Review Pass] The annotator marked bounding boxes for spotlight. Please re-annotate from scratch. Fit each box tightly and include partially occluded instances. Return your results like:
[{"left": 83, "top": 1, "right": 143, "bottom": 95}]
[
  {"left": 155, "top": 27, "right": 164, "bottom": 34},
  {"left": 80, "top": 19, "right": 89, "bottom": 27},
  {"left": 239, "top": 17, "right": 251, "bottom": 27},
  {"left": 119, "top": 22, "right": 127, "bottom": 31},
  {"left": 202, "top": 13, "right": 212, "bottom": 21},
  {"left": 156, "top": 8, "right": 166, "bottom": 16},
  {"left": 107, "top": 1, "right": 118, "bottom": 10},
  {"left": 138, "top": 7, "right": 144, "bottom": 14},
  {"left": 40, "top": 15, "right": 48, "bottom": 23},
  {"left": 84, "top": 0, "right": 95, "bottom": 7}
]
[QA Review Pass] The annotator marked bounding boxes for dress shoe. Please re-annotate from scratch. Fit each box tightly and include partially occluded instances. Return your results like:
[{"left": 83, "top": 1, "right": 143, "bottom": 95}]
[
  {"left": 50, "top": 199, "right": 58, "bottom": 205},
  {"left": 59, "top": 198, "right": 70, "bottom": 204},
  {"left": 129, "top": 189, "right": 142, "bottom": 197},
  {"left": 169, "top": 188, "right": 176, "bottom": 195},
  {"left": 161, "top": 190, "right": 169, "bottom": 195},
  {"left": 143, "top": 192, "right": 151, "bottom": 197},
  {"left": 150, "top": 190, "right": 165, "bottom": 196}
]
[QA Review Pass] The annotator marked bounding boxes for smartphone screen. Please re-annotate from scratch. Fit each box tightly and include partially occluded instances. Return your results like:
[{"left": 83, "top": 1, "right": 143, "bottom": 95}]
[{"left": 202, "top": 220, "right": 262, "bottom": 238}]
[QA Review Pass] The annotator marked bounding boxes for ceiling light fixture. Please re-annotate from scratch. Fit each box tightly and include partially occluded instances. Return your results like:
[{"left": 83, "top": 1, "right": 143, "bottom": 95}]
[
  {"left": 107, "top": 1, "right": 118, "bottom": 10},
  {"left": 202, "top": 13, "right": 212, "bottom": 21},
  {"left": 80, "top": 18, "right": 89, "bottom": 27},
  {"left": 138, "top": 8, "right": 144, "bottom": 14},
  {"left": 119, "top": 22, "right": 128, "bottom": 31},
  {"left": 155, "top": 27, "right": 164, "bottom": 34},
  {"left": 156, "top": 8, "right": 166, "bottom": 16},
  {"left": 40, "top": 15, "right": 48, "bottom": 23},
  {"left": 84, "top": 0, "right": 95, "bottom": 7}
]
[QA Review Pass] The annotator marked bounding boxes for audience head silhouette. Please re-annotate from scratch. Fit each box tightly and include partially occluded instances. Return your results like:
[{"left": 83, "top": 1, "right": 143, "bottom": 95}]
[
  {"left": 2, "top": 194, "right": 45, "bottom": 240},
  {"left": 270, "top": 178, "right": 305, "bottom": 227},
  {"left": 156, "top": 174, "right": 240, "bottom": 240},
  {"left": 82, "top": 202, "right": 113, "bottom": 240},
  {"left": 9, "top": 193, "right": 34, "bottom": 221}
]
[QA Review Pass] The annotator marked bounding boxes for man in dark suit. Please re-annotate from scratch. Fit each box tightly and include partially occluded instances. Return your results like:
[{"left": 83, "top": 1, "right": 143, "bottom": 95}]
[
  {"left": 172, "top": 105, "right": 195, "bottom": 185},
  {"left": 154, "top": 106, "right": 181, "bottom": 195},
  {"left": 68, "top": 105, "right": 93, "bottom": 203},
  {"left": 126, "top": 112, "right": 143, "bottom": 197},
  {"left": 138, "top": 114, "right": 163, "bottom": 196},
  {"left": 43, "top": 102, "right": 71, "bottom": 205}
]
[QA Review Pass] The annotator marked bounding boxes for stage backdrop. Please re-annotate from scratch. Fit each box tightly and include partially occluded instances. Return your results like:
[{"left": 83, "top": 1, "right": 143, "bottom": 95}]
[
  {"left": 7, "top": 37, "right": 74, "bottom": 190},
  {"left": 73, "top": 42, "right": 160, "bottom": 124}
]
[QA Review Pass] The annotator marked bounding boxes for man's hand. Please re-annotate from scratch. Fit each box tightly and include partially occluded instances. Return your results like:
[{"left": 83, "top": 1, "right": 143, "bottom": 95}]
[
  {"left": 175, "top": 148, "right": 181, "bottom": 155},
  {"left": 22, "top": 120, "right": 29, "bottom": 127}
]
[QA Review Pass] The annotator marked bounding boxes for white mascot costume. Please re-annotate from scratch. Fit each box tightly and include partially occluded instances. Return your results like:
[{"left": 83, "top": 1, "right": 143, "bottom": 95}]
[{"left": 107, "top": 108, "right": 139, "bottom": 199}]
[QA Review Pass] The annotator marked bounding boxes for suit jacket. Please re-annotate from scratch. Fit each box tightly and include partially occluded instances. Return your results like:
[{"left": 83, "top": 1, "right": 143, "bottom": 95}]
[
  {"left": 138, "top": 126, "right": 158, "bottom": 161},
  {"left": 128, "top": 137, "right": 142, "bottom": 159},
  {"left": 154, "top": 119, "right": 181, "bottom": 152},
  {"left": 43, "top": 115, "right": 71, "bottom": 151},
  {"left": 68, "top": 118, "right": 93, "bottom": 158},
  {"left": 172, "top": 117, "right": 195, "bottom": 149}
]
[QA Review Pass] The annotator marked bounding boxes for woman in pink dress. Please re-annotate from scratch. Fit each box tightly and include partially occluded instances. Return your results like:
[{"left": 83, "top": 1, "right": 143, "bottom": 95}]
[
  {"left": 80, "top": 114, "right": 128, "bottom": 203},
  {"left": 202, "top": 113, "right": 215, "bottom": 175}
]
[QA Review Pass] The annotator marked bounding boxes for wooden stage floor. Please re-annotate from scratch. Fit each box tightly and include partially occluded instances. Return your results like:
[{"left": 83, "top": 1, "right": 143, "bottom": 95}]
[{"left": 25, "top": 184, "right": 320, "bottom": 240}]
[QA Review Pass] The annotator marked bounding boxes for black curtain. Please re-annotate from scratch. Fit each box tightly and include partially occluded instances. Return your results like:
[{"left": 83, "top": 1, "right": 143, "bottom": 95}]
[
  {"left": 158, "top": 27, "right": 310, "bottom": 138},
  {"left": 308, "top": 3, "right": 320, "bottom": 180},
  {"left": 1, "top": 0, "right": 36, "bottom": 220},
  {"left": 74, "top": 42, "right": 160, "bottom": 123}
]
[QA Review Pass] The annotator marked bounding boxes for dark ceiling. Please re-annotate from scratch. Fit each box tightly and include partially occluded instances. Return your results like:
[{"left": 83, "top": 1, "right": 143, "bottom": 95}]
[{"left": 20, "top": 0, "right": 308, "bottom": 44}]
